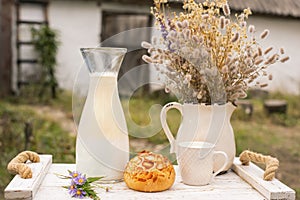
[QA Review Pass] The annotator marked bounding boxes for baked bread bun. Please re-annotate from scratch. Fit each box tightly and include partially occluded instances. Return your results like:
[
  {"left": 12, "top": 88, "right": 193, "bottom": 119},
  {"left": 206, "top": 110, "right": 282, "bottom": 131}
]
[{"left": 124, "top": 150, "right": 175, "bottom": 192}]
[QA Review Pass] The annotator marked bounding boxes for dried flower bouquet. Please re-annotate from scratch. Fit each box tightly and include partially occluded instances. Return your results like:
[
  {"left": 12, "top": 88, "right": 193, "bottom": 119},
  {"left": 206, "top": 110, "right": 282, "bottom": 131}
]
[{"left": 142, "top": 0, "right": 289, "bottom": 104}]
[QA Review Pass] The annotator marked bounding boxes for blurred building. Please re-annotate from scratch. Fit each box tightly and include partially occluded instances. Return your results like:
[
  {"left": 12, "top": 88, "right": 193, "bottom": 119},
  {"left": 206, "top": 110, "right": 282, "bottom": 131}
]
[{"left": 0, "top": 0, "right": 300, "bottom": 96}]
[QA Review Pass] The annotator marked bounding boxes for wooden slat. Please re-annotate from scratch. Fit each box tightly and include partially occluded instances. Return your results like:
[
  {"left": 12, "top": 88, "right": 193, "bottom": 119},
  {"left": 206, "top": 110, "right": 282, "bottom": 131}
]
[
  {"left": 17, "top": 59, "right": 38, "bottom": 64},
  {"left": 17, "top": 0, "right": 48, "bottom": 5},
  {"left": 232, "top": 157, "right": 296, "bottom": 200},
  {"left": 17, "top": 41, "right": 34, "bottom": 46},
  {"left": 4, "top": 155, "right": 52, "bottom": 200},
  {"left": 17, "top": 20, "right": 48, "bottom": 25}
]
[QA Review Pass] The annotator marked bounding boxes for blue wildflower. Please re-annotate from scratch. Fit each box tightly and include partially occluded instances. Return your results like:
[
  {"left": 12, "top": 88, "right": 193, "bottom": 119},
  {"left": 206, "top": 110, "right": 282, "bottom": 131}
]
[
  {"left": 68, "top": 183, "right": 77, "bottom": 196},
  {"left": 73, "top": 188, "right": 87, "bottom": 199},
  {"left": 74, "top": 175, "right": 87, "bottom": 186},
  {"left": 69, "top": 171, "right": 81, "bottom": 179}
]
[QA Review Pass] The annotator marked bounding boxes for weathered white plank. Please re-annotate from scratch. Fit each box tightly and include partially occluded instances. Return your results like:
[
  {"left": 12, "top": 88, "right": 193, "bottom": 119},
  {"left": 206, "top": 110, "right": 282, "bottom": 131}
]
[
  {"left": 232, "top": 157, "right": 296, "bottom": 200},
  {"left": 34, "top": 164, "right": 265, "bottom": 200},
  {"left": 4, "top": 155, "right": 52, "bottom": 200},
  {"left": 38, "top": 164, "right": 76, "bottom": 187},
  {"left": 35, "top": 186, "right": 266, "bottom": 200}
]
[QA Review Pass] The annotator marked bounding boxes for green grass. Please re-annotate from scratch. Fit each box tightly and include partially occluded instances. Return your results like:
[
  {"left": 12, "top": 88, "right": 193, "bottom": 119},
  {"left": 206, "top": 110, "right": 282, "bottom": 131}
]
[
  {"left": 123, "top": 95, "right": 181, "bottom": 144},
  {"left": 0, "top": 91, "right": 75, "bottom": 199}
]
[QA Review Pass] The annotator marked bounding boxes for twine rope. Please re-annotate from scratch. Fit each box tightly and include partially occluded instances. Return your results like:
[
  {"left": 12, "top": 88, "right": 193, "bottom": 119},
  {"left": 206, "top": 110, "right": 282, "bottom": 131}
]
[
  {"left": 239, "top": 150, "right": 279, "bottom": 181},
  {"left": 7, "top": 151, "right": 40, "bottom": 179}
]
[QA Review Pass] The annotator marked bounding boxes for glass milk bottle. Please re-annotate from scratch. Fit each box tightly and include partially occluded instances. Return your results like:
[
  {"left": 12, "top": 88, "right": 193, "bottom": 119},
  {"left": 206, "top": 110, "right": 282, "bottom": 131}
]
[{"left": 76, "top": 47, "right": 129, "bottom": 182}]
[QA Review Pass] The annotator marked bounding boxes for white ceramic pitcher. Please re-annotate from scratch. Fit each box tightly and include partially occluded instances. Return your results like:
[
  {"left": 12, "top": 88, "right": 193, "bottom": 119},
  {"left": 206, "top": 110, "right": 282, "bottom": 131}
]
[{"left": 160, "top": 102, "right": 236, "bottom": 172}]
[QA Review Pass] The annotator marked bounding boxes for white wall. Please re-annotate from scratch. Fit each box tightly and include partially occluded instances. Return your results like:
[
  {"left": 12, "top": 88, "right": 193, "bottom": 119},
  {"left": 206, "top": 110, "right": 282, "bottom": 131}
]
[
  {"left": 248, "top": 16, "right": 300, "bottom": 94},
  {"left": 49, "top": 0, "right": 100, "bottom": 90}
]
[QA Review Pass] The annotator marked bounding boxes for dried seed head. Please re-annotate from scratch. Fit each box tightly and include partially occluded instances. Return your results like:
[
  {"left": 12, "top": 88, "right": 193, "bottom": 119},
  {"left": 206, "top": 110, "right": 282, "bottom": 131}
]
[
  {"left": 225, "top": 58, "right": 231, "bottom": 65},
  {"left": 193, "top": 91, "right": 198, "bottom": 97},
  {"left": 155, "top": 59, "right": 163, "bottom": 64},
  {"left": 183, "top": 78, "right": 189, "bottom": 84},
  {"left": 220, "top": 16, "right": 225, "bottom": 29},
  {"left": 225, "top": 19, "right": 230, "bottom": 25},
  {"left": 241, "top": 21, "right": 247, "bottom": 27},
  {"left": 268, "top": 74, "right": 273, "bottom": 80},
  {"left": 181, "top": 47, "right": 189, "bottom": 54},
  {"left": 142, "top": 55, "right": 153, "bottom": 64},
  {"left": 230, "top": 93, "right": 240, "bottom": 100},
  {"left": 202, "top": 14, "right": 209, "bottom": 20},
  {"left": 245, "top": 58, "right": 252, "bottom": 66},
  {"left": 193, "top": 49, "right": 200, "bottom": 58},
  {"left": 184, "top": 29, "right": 191, "bottom": 39},
  {"left": 247, "top": 50, "right": 252, "bottom": 57},
  {"left": 141, "top": 41, "right": 152, "bottom": 49},
  {"left": 151, "top": 36, "right": 158, "bottom": 45},
  {"left": 233, "top": 85, "right": 243, "bottom": 90},
  {"left": 167, "top": 31, "right": 177, "bottom": 41},
  {"left": 264, "top": 47, "right": 273, "bottom": 55},
  {"left": 179, "top": 31, "right": 185, "bottom": 40},
  {"left": 247, "top": 79, "right": 254, "bottom": 84},
  {"left": 231, "top": 32, "right": 240, "bottom": 43},
  {"left": 239, "top": 14, "right": 245, "bottom": 21},
  {"left": 192, "top": 35, "right": 198, "bottom": 43},
  {"left": 152, "top": 54, "right": 159, "bottom": 60},
  {"left": 262, "top": 71, "right": 267, "bottom": 76},
  {"left": 260, "top": 29, "right": 270, "bottom": 39},
  {"left": 252, "top": 74, "right": 258, "bottom": 79},
  {"left": 165, "top": 87, "right": 170, "bottom": 93},
  {"left": 223, "top": 3, "right": 231, "bottom": 16},
  {"left": 248, "top": 25, "right": 255, "bottom": 33},
  {"left": 260, "top": 83, "right": 268, "bottom": 88},
  {"left": 245, "top": 67, "right": 256, "bottom": 74},
  {"left": 254, "top": 58, "right": 263, "bottom": 65},
  {"left": 197, "top": 92, "right": 202, "bottom": 99},
  {"left": 198, "top": 36, "right": 204, "bottom": 44},
  {"left": 148, "top": 48, "right": 155, "bottom": 54},
  {"left": 244, "top": 8, "right": 252, "bottom": 16},
  {"left": 258, "top": 47, "right": 262, "bottom": 56},
  {"left": 238, "top": 91, "right": 247, "bottom": 98},
  {"left": 182, "top": 20, "right": 189, "bottom": 28},
  {"left": 165, "top": 60, "right": 171, "bottom": 66},
  {"left": 185, "top": 74, "right": 192, "bottom": 81},
  {"left": 176, "top": 21, "right": 183, "bottom": 28},
  {"left": 221, "top": 65, "right": 228, "bottom": 73},
  {"left": 265, "top": 54, "right": 279, "bottom": 64},
  {"left": 280, "top": 56, "right": 290, "bottom": 63}
]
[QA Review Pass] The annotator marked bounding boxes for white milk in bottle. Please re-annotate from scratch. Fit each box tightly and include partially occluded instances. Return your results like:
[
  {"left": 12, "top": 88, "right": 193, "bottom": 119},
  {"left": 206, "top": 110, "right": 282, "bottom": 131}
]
[{"left": 76, "top": 72, "right": 129, "bottom": 181}]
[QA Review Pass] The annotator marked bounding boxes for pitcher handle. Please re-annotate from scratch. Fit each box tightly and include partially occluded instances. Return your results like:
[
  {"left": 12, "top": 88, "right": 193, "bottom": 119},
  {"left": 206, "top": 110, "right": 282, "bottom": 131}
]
[
  {"left": 160, "top": 102, "right": 183, "bottom": 153},
  {"left": 212, "top": 151, "right": 228, "bottom": 179}
]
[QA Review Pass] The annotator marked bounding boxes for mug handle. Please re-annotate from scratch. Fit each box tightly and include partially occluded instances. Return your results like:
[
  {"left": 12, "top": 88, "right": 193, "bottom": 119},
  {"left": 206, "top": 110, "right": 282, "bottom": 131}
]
[
  {"left": 160, "top": 102, "right": 183, "bottom": 153},
  {"left": 212, "top": 151, "right": 229, "bottom": 178}
]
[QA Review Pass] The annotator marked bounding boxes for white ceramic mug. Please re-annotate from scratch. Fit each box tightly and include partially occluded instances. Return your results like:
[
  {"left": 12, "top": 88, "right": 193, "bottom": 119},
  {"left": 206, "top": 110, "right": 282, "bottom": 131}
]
[{"left": 177, "top": 141, "right": 228, "bottom": 186}]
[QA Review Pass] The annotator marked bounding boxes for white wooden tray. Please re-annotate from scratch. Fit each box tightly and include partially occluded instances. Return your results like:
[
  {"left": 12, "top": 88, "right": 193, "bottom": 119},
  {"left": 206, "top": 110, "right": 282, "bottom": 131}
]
[{"left": 4, "top": 155, "right": 296, "bottom": 200}]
